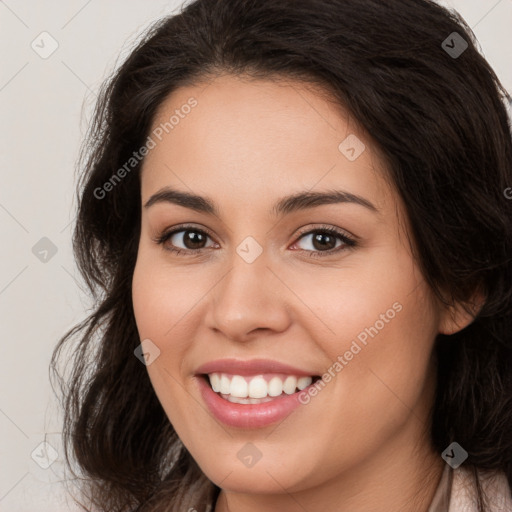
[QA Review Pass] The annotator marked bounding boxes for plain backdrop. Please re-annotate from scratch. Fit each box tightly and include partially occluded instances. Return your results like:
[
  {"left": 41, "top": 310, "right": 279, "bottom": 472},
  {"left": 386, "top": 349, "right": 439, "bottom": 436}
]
[{"left": 1, "top": 0, "right": 511, "bottom": 510}]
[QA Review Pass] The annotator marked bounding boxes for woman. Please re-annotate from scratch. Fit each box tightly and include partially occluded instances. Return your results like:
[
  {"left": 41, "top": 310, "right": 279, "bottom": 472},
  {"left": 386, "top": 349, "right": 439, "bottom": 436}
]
[{"left": 52, "top": 0, "right": 512, "bottom": 511}]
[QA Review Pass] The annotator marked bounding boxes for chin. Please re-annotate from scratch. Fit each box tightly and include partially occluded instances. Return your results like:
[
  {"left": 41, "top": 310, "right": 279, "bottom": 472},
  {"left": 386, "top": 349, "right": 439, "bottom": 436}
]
[{"left": 193, "top": 448, "right": 319, "bottom": 495}]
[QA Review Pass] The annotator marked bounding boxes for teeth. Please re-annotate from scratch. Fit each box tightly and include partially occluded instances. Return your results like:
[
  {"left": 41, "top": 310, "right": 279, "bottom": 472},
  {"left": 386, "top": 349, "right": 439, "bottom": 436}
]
[
  {"left": 210, "top": 373, "right": 221, "bottom": 392},
  {"left": 207, "top": 373, "right": 313, "bottom": 399},
  {"left": 283, "top": 376, "right": 297, "bottom": 394},
  {"left": 227, "top": 395, "right": 275, "bottom": 404},
  {"left": 220, "top": 374, "right": 231, "bottom": 394},
  {"left": 297, "top": 376, "right": 312, "bottom": 390},
  {"left": 230, "top": 375, "right": 248, "bottom": 397},
  {"left": 248, "top": 376, "right": 268, "bottom": 398},
  {"left": 268, "top": 376, "right": 283, "bottom": 397}
]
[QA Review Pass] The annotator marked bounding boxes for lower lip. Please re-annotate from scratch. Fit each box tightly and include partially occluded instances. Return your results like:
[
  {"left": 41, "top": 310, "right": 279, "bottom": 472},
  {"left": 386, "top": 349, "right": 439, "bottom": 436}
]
[{"left": 196, "top": 376, "right": 309, "bottom": 428}]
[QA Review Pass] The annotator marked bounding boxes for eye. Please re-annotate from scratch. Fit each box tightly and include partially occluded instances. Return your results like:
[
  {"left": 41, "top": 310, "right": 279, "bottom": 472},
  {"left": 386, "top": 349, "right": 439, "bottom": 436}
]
[
  {"left": 291, "top": 225, "right": 356, "bottom": 257},
  {"left": 153, "top": 225, "right": 217, "bottom": 255},
  {"left": 153, "top": 223, "right": 357, "bottom": 258}
]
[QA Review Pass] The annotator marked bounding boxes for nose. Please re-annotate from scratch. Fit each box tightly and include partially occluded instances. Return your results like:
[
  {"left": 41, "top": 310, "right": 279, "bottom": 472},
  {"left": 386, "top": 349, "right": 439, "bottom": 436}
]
[{"left": 205, "top": 248, "right": 291, "bottom": 342}]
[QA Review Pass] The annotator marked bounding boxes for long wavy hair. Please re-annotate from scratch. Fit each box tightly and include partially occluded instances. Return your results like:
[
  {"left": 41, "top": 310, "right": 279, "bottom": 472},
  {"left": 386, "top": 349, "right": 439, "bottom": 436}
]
[{"left": 51, "top": 0, "right": 512, "bottom": 510}]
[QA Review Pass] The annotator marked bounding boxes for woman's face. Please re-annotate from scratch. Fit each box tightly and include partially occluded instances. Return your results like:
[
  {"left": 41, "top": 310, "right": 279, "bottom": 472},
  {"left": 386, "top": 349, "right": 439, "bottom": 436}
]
[{"left": 132, "top": 74, "right": 454, "bottom": 502}]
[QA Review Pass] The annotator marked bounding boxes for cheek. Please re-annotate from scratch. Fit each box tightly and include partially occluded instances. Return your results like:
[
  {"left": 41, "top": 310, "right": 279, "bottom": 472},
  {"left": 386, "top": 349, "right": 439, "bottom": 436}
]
[
  {"left": 131, "top": 256, "right": 196, "bottom": 431},
  {"left": 290, "top": 246, "right": 438, "bottom": 407},
  {"left": 278, "top": 243, "right": 433, "bottom": 350},
  {"left": 132, "top": 247, "right": 207, "bottom": 341},
  {"left": 334, "top": 272, "right": 437, "bottom": 428},
  {"left": 131, "top": 248, "right": 212, "bottom": 391}
]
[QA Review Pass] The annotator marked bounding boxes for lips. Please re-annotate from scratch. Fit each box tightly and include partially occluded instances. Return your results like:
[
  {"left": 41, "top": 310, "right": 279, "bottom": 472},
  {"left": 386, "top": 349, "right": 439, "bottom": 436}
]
[
  {"left": 195, "top": 358, "right": 317, "bottom": 377},
  {"left": 195, "top": 358, "right": 321, "bottom": 428}
]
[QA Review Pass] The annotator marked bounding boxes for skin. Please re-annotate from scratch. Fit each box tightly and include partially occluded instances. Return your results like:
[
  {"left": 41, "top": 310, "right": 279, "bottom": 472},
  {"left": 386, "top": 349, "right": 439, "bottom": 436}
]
[{"left": 131, "top": 73, "right": 476, "bottom": 512}]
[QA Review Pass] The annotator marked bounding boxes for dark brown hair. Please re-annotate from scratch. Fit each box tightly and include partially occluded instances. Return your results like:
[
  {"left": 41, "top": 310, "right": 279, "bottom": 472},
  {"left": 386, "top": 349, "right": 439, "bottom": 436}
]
[{"left": 51, "top": 0, "right": 512, "bottom": 510}]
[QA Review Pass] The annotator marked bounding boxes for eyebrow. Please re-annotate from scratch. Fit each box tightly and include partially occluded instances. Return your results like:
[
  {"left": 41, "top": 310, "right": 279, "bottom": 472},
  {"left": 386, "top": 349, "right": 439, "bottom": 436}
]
[{"left": 143, "top": 186, "right": 379, "bottom": 216}]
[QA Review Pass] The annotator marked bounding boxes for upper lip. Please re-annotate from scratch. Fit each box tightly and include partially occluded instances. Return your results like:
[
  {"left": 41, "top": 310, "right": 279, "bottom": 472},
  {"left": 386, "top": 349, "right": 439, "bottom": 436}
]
[{"left": 195, "top": 358, "right": 318, "bottom": 377}]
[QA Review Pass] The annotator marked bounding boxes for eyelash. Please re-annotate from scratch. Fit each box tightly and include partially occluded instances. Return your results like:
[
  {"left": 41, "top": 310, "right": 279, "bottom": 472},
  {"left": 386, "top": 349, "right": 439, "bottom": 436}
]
[{"left": 153, "top": 223, "right": 357, "bottom": 258}]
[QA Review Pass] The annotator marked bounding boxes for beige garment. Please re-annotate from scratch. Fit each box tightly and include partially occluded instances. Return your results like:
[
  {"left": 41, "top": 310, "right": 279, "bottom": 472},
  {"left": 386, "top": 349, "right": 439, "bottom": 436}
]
[{"left": 428, "top": 464, "right": 512, "bottom": 512}]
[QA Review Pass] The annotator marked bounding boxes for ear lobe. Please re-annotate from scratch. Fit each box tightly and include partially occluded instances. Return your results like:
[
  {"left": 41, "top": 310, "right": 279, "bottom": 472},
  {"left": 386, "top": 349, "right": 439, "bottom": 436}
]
[{"left": 438, "top": 288, "right": 486, "bottom": 335}]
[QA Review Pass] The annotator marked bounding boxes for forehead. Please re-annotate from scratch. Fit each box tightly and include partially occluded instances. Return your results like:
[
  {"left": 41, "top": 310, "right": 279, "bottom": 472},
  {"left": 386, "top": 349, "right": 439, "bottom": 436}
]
[{"left": 140, "top": 74, "right": 395, "bottom": 217}]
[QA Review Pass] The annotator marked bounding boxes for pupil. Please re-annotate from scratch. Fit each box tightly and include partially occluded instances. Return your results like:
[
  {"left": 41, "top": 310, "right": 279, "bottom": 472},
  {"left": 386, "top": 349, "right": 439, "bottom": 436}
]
[
  {"left": 313, "top": 232, "right": 335, "bottom": 251},
  {"left": 185, "top": 230, "right": 205, "bottom": 249}
]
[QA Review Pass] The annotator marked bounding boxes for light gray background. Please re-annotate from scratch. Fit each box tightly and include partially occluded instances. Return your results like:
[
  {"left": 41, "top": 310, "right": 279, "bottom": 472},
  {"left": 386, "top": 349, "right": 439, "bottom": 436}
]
[{"left": 1, "top": 1, "right": 511, "bottom": 510}]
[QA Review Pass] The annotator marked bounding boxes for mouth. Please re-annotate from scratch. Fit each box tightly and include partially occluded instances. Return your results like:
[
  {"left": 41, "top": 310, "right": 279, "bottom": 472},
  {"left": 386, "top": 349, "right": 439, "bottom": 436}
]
[
  {"left": 194, "top": 358, "right": 322, "bottom": 427},
  {"left": 201, "top": 372, "right": 322, "bottom": 404}
]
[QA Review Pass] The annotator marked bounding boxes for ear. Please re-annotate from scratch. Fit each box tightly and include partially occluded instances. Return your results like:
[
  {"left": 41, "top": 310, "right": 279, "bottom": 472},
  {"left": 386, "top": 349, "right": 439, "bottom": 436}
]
[{"left": 438, "top": 287, "right": 486, "bottom": 335}]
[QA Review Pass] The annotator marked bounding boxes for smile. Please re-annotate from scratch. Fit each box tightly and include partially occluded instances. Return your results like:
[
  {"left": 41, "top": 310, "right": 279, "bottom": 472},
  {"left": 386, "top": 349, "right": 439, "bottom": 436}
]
[
  {"left": 207, "top": 373, "right": 316, "bottom": 403},
  {"left": 194, "top": 359, "right": 321, "bottom": 428}
]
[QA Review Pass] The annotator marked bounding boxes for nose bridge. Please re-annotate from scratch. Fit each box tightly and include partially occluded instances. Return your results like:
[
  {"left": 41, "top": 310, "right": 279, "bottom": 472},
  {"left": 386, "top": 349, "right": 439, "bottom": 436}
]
[{"left": 207, "top": 241, "right": 290, "bottom": 340}]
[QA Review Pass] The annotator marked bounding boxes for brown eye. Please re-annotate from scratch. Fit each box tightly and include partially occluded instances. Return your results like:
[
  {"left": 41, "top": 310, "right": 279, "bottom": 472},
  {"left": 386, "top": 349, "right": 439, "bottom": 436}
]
[
  {"left": 176, "top": 230, "right": 208, "bottom": 250},
  {"left": 309, "top": 232, "right": 338, "bottom": 251},
  {"left": 296, "top": 229, "right": 351, "bottom": 252},
  {"left": 156, "top": 226, "right": 216, "bottom": 255},
  {"left": 293, "top": 227, "right": 355, "bottom": 257}
]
